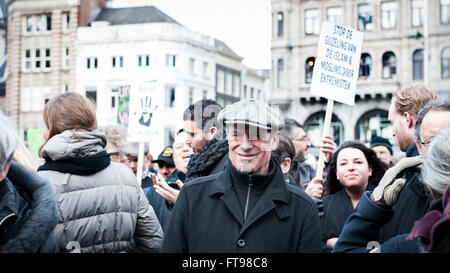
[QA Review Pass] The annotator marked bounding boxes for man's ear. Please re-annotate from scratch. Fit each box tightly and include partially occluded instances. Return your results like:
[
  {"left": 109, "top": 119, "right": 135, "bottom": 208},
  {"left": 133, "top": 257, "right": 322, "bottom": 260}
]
[
  {"left": 0, "top": 162, "right": 12, "bottom": 181},
  {"left": 207, "top": 126, "right": 217, "bottom": 140},
  {"left": 404, "top": 112, "right": 415, "bottom": 129}
]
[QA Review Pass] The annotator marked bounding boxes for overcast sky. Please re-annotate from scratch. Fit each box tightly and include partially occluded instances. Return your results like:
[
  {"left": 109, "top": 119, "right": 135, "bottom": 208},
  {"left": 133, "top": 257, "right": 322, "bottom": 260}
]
[{"left": 110, "top": 0, "right": 272, "bottom": 69}]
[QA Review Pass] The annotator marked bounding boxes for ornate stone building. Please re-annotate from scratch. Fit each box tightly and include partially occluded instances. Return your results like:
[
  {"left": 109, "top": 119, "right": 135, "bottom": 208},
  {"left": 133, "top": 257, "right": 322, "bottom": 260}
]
[{"left": 270, "top": 0, "right": 450, "bottom": 150}]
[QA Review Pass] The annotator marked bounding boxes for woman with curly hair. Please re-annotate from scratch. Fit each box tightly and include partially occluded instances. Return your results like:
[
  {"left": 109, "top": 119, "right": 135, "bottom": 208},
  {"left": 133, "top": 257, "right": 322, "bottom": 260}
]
[{"left": 321, "top": 141, "right": 388, "bottom": 252}]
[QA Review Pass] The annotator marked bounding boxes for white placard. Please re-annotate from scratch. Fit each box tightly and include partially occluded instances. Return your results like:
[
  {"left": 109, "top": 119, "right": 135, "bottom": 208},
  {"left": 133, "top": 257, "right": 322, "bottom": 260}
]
[
  {"left": 310, "top": 21, "right": 364, "bottom": 105},
  {"left": 127, "top": 82, "right": 159, "bottom": 142}
]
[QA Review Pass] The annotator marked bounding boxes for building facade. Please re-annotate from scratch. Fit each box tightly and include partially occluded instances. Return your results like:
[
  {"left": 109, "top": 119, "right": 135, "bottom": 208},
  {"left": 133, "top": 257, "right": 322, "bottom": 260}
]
[
  {"left": 2, "top": 0, "right": 106, "bottom": 137},
  {"left": 271, "top": 0, "right": 450, "bottom": 150}
]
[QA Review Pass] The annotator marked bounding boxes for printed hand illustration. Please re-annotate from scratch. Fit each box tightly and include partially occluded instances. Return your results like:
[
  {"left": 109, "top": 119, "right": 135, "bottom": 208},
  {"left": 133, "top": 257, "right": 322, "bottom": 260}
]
[{"left": 138, "top": 96, "right": 157, "bottom": 127}]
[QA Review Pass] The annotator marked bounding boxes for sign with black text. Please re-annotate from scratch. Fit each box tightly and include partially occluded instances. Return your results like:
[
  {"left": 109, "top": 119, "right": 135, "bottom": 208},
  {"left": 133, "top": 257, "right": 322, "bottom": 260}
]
[{"left": 311, "top": 21, "right": 363, "bottom": 105}]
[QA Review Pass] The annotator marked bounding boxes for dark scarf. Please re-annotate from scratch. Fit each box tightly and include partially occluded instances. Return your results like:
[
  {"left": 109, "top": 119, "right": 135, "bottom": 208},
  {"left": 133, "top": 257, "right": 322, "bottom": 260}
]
[
  {"left": 185, "top": 138, "right": 229, "bottom": 181},
  {"left": 38, "top": 150, "right": 110, "bottom": 175}
]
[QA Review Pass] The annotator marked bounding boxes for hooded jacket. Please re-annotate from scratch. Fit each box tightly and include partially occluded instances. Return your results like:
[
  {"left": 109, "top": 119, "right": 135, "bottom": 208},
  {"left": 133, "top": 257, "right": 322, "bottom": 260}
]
[
  {"left": 38, "top": 129, "right": 163, "bottom": 253},
  {"left": 0, "top": 161, "right": 58, "bottom": 253}
]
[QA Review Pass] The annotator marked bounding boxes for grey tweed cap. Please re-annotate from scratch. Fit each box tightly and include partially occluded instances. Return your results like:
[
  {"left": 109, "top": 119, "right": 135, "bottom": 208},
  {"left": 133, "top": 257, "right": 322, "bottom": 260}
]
[{"left": 217, "top": 99, "right": 285, "bottom": 131}]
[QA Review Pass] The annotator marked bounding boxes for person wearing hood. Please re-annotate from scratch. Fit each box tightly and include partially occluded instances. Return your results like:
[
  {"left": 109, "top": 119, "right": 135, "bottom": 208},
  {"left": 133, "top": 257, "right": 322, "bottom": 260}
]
[
  {"left": 37, "top": 92, "right": 163, "bottom": 253},
  {"left": 162, "top": 99, "right": 322, "bottom": 253},
  {"left": 0, "top": 110, "right": 58, "bottom": 253}
]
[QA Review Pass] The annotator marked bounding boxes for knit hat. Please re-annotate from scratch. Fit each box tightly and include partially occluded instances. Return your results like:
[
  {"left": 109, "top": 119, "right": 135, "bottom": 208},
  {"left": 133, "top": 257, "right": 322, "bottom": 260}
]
[{"left": 370, "top": 136, "right": 393, "bottom": 155}]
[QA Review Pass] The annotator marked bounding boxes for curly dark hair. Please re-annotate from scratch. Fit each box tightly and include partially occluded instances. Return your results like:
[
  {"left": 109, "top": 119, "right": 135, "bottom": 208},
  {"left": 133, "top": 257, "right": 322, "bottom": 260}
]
[{"left": 323, "top": 141, "right": 388, "bottom": 196}]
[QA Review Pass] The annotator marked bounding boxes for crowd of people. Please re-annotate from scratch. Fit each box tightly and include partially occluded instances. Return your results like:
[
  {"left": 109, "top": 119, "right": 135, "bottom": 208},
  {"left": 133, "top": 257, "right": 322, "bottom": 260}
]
[{"left": 0, "top": 84, "right": 449, "bottom": 253}]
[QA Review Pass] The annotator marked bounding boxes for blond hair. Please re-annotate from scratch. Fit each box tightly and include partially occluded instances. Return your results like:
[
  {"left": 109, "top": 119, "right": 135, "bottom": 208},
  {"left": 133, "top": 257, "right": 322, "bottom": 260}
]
[{"left": 393, "top": 85, "right": 437, "bottom": 118}]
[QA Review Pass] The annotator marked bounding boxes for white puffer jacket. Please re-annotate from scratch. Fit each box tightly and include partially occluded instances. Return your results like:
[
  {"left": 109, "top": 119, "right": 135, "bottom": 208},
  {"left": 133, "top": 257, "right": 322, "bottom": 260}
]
[{"left": 38, "top": 129, "right": 163, "bottom": 253}]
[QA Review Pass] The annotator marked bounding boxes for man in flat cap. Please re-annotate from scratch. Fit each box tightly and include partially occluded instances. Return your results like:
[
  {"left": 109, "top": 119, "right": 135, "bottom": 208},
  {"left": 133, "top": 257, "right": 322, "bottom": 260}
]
[{"left": 162, "top": 99, "right": 322, "bottom": 253}]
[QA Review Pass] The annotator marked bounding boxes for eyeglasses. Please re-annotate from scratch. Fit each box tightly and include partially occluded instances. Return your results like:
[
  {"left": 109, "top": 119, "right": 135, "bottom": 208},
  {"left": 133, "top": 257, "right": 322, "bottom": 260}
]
[{"left": 418, "top": 136, "right": 434, "bottom": 148}]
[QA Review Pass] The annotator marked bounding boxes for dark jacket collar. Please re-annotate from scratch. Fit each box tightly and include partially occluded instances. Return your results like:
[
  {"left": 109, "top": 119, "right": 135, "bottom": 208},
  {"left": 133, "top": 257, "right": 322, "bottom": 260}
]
[
  {"left": 406, "top": 142, "right": 419, "bottom": 157},
  {"left": 209, "top": 157, "right": 289, "bottom": 204},
  {"left": 0, "top": 178, "right": 19, "bottom": 234}
]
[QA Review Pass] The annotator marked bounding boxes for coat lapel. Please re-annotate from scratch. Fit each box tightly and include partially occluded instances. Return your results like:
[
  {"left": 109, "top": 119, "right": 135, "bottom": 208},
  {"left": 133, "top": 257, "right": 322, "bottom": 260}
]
[{"left": 208, "top": 170, "right": 244, "bottom": 226}]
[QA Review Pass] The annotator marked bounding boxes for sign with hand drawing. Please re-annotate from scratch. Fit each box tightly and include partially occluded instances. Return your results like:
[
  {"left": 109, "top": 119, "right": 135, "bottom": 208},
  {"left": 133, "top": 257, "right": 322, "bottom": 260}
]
[{"left": 127, "top": 81, "right": 159, "bottom": 142}]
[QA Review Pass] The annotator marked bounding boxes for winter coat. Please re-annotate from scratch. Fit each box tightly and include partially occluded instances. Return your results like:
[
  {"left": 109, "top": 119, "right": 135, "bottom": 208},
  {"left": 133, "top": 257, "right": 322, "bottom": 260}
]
[
  {"left": 333, "top": 192, "right": 425, "bottom": 253},
  {"left": 289, "top": 161, "right": 316, "bottom": 190},
  {"left": 379, "top": 157, "right": 431, "bottom": 242},
  {"left": 143, "top": 170, "right": 186, "bottom": 233},
  {"left": 38, "top": 129, "right": 163, "bottom": 253},
  {"left": 321, "top": 188, "right": 356, "bottom": 252},
  {"left": 162, "top": 157, "right": 322, "bottom": 253},
  {"left": 185, "top": 138, "right": 229, "bottom": 182},
  {"left": 0, "top": 161, "right": 58, "bottom": 253}
]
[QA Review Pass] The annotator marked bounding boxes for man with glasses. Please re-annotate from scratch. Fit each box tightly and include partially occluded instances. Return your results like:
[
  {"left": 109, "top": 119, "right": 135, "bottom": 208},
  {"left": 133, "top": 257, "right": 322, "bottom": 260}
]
[
  {"left": 283, "top": 119, "right": 315, "bottom": 189},
  {"left": 381, "top": 97, "right": 450, "bottom": 242},
  {"left": 162, "top": 99, "right": 322, "bottom": 253}
]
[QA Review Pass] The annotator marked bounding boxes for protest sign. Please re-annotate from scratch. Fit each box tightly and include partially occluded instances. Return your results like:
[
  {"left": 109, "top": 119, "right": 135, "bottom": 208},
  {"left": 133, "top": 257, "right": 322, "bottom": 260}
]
[
  {"left": 127, "top": 81, "right": 159, "bottom": 183},
  {"left": 117, "top": 85, "right": 130, "bottom": 126},
  {"left": 26, "top": 128, "right": 45, "bottom": 160},
  {"left": 311, "top": 21, "right": 363, "bottom": 105},
  {"left": 310, "top": 21, "right": 363, "bottom": 178}
]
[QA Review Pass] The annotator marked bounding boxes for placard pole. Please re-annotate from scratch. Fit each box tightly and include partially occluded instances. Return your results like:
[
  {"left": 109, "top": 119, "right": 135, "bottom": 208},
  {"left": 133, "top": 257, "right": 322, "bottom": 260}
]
[{"left": 315, "top": 99, "right": 334, "bottom": 179}]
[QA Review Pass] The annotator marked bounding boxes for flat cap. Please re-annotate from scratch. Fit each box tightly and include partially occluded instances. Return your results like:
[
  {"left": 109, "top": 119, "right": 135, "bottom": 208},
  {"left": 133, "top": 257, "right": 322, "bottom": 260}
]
[
  {"left": 125, "top": 142, "right": 149, "bottom": 156},
  {"left": 217, "top": 99, "right": 285, "bottom": 131}
]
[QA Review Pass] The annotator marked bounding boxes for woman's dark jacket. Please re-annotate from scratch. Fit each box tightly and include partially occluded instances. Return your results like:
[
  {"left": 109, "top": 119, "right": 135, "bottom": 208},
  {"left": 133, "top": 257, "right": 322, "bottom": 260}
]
[
  {"left": 0, "top": 161, "right": 58, "bottom": 253},
  {"left": 161, "top": 157, "right": 322, "bottom": 253},
  {"left": 321, "top": 188, "right": 356, "bottom": 252}
]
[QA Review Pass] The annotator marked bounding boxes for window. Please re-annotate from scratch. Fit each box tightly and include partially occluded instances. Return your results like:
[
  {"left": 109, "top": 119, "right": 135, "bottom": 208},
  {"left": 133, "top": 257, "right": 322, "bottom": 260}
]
[
  {"left": 165, "top": 54, "right": 176, "bottom": 67},
  {"left": 35, "top": 49, "right": 41, "bottom": 69},
  {"left": 442, "top": 46, "right": 450, "bottom": 79},
  {"left": 250, "top": 87, "right": 254, "bottom": 99},
  {"left": 382, "top": 52, "right": 396, "bottom": 79},
  {"left": 233, "top": 74, "right": 240, "bottom": 96},
  {"left": 189, "top": 87, "right": 194, "bottom": 105},
  {"left": 44, "top": 49, "right": 51, "bottom": 68},
  {"left": 243, "top": 85, "right": 247, "bottom": 98},
  {"left": 441, "top": 0, "right": 450, "bottom": 24},
  {"left": 62, "top": 12, "right": 70, "bottom": 32},
  {"left": 217, "top": 69, "right": 225, "bottom": 93},
  {"left": 411, "top": 0, "right": 424, "bottom": 27},
  {"left": 87, "top": 57, "right": 98, "bottom": 69},
  {"left": 202, "top": 62, "right": 208, "bottom": 77},
  {"left": 24, "top": 49, "right": 31, "bottom": 71},
  {"left": 45, "top": 14, "right": 51, "bottom": 31},
  {"left": 277, "top": 12, "right": 284, "bottom": 37},
  {"left": 226, "top": 72, "right": 233, "bottom": 95},
  {"left": 257, "top": 90, "right": 262, "bottom": 100},
  {"left": 277, "top": 59, "right": 284, "bottom": 88},
  {"left": 358, "top": 4, "right": 373, "bottom": 31},
  {"left": 413, "top": 49, "right": 424, "bottom": 80},
  {"left": 165, "top": 85, "right": 176, "bottom": 107},
  {"left": 327, "top": 6, "right": 343, "bottom": 25},
  {"left": 138, "top": 55, "right": 150, "bottom": 67},
  {"left": 86, "top": 89, "right": 97, "bottom": 105},
  {"left": 112, "top": 56, "right": 123, "bottom": 68},
  {"left": 35, "top": 16, "right": 42, "bottom": 32},
  {"left": 203, "top": 89, "right": 208, "bottom": 99},
  {"left": 359, "top": 53, "right": 372, "bottom": 79},
  {"left": 62, "top": 47, "right": 69, "bottom": 69},
  {"left": 25, "top": 16, "right": 33, "bottom": 33},
  {"left": 189, "top": 58, "right": 195, "bottom": 74},
  {"left": 381, "top": 1, "right": 397, "bottom": 29},
  {"left": 305, "top": 9, "right": 320, "bottom": 35},
  {"left": 305, "top": 57, "right": 315, "bottom": 83}
]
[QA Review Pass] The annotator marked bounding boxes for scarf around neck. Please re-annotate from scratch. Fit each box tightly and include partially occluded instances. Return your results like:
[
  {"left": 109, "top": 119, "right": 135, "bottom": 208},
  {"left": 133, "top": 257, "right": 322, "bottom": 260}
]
[{"left": 37, "top": 150, "right": 110, "bottom": 175}]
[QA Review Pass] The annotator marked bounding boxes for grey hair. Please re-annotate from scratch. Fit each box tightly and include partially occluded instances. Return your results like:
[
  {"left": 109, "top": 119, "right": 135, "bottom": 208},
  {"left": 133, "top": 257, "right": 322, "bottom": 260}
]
[
  {"left": 421, "top": 128, "right": 450, "bottom": 195},
  {"left": 414, "top": 97, "right": 450, "bottom": 143},
  {"left": 0, "top": 110, "right": 19, "bottom": 171},
  {"left": 101, "top": 124, "right": 128, "bottom": 152}
]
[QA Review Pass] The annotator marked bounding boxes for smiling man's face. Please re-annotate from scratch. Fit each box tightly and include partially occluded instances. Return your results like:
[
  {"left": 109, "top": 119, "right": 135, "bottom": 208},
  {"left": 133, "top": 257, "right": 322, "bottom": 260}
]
[{"left": 227, "top": 124, "right": 279, "bottom": 175}]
